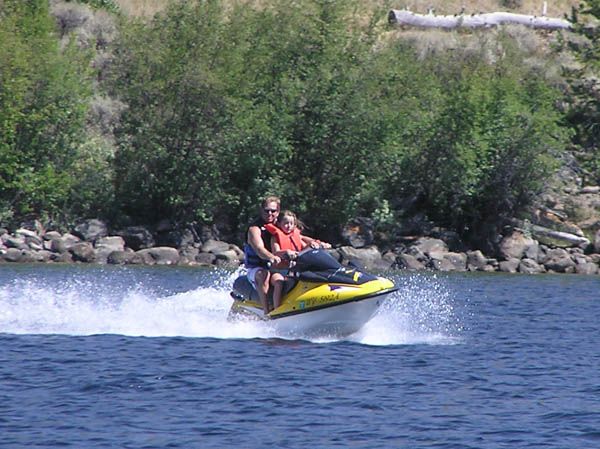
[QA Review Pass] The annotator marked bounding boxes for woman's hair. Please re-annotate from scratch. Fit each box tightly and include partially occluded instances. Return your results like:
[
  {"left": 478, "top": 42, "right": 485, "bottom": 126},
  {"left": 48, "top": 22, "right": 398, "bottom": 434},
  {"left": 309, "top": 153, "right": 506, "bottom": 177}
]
[{"left": 277, "top": 210, "right": 305, "bottom": 231}]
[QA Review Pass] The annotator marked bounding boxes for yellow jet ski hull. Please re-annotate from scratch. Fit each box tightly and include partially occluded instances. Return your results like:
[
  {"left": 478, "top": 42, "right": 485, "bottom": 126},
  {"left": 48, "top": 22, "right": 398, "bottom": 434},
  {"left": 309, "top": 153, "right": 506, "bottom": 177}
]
[{"left": 230, "top": 272, "right": 397, "bottom": 337}]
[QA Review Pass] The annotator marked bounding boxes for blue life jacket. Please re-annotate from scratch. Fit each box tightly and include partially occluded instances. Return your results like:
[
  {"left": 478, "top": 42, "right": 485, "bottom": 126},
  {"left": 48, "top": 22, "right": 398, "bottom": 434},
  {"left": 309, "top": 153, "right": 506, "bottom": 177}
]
[{"left": 243, "top": 219, "right": 273, "bottom": 268}]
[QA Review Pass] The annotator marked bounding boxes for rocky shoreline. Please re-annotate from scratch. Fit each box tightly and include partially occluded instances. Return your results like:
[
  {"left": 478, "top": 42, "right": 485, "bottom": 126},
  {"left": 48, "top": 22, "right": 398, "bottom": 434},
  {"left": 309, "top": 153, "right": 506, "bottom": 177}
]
[{"left": 2, "top": 217, "right": 600, "bottom": 275}]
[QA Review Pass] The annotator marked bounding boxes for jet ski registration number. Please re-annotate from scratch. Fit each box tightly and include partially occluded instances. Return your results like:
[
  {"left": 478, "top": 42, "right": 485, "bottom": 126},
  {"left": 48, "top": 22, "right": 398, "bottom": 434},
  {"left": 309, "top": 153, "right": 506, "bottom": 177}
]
[{"left": 305, "top": 293, "right": 339, "bottom": 306}]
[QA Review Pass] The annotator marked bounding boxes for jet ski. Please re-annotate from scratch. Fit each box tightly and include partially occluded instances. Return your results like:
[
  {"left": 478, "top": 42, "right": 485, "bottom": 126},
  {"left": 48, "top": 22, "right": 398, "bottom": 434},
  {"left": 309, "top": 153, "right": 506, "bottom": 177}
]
[{"left": 229, "top": 248, "right": 398, "bottom": 337}]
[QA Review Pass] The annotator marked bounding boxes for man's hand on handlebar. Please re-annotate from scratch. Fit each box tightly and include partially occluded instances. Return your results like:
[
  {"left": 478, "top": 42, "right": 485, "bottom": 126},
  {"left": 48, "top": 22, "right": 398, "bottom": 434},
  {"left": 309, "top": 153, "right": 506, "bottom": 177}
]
[
  {"left": 309, "top": 240, "right": 331, "bottom": 249},
  {"left": 284, "top": 250, "right": 298, "bottom": 260},
  {"left": 269, "top": 255, "right": 282, "bottom": 265}
]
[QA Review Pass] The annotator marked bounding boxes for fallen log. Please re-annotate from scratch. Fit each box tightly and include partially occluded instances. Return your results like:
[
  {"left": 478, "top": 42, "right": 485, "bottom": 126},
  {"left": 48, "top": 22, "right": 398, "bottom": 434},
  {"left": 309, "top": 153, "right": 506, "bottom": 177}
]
[{"left": 388, "top": 9, "right": 571, "bottom": 30}]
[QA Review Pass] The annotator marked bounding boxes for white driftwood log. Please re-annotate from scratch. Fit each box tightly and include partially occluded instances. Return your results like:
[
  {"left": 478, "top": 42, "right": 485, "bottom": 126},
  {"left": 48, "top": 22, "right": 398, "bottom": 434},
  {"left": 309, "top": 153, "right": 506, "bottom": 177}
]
[{"left": 388, "top": 9, "right": 572, "bottom": 30}]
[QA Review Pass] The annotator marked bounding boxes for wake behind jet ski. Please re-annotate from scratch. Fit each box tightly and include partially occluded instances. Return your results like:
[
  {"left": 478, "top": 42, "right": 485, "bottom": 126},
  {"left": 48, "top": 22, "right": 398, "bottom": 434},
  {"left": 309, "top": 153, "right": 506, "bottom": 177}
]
[{"left": 229, "top": 248, "right": 398, "bottom": 337}]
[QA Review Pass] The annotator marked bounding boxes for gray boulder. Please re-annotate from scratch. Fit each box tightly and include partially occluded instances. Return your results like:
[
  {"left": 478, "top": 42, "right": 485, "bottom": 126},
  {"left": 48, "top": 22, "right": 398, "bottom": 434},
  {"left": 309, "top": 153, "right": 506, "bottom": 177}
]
[
  {"left": 17, "top": 219, "right": 44, "bottom": 235},
  {"left": 94, "top": 236, "right": 125, "bottom": 263},
  {"left": 43, "top": 231, "right": 62, "bottom": 241},
  {"left": 156, "top": 227, "right": 196, "bottom": 248},
  {"left": 95, "top": 236, "right": 125, "bottom": 252},
  {"left": 498, "top": 230, "right": 536, "bottom": 260},
  {"left": 523, "top": 240, "right": 540, "bottom": 262},
  {"left": 35, "top": 250, "right": 54, "bottom": 263},
  {"left": 178, "top": 246, "right": 200, "bottom": 265},
  {"left": 214, "top": 250, "right": 242, "bottom": 267},
  {"left": 338, "top": 245, "right": 383, "bottom": 270},
  {"left": 201, "top": 239, "right": 230, "bottom": 254},
  {"left": 429, "top": 251, "right": 467, "bottom": 272},
  {"left": 341, "top": 217, "right": 374, "bottom": 248},
  {"left": 431, "top": 228, "right": 465, "bottom": 252},
  {"left": 198, "top": 224, "right": 220, "bottom": 242},
  {"left": 397, "top": 253, "right": 426, "bottom": 271},
  {"left": 518, "top": 258, "right": 545, "bottom": 274},
  {"left": 107, "top": 250, "right": 141, "bottom": 265},
  {"left": 405, "top": 245, "right": 428, "bottom": 263},
  {"left": 3, "top": 235, "right": 28, "bottom": 250},
  {"left": 28, "top": 241, "right": 44, "bottom": 251},
  {"left": 412, "top": 237, "right": 448, "bottom": 256},
  {"left": 69, "top": 242, "right": 96, "bottom": 262},
  {"left": 136, "top": 247, "right": 180, "bottom": 265},
  {"left": 2, "top": 248, "right": 24, "bottom": 262},
  {"left": 543, "top": 248, "right": 576, "bottom": 273},
  {"left": 576, "top": 262, "right": 599, "bottom": 275},
  {"left": 15, "top": 228, "right": 43, "bottom": 247},
  {"left": 52, "top": 252, "right": 73, "bottom": 263},
  {"left": 18, "top": 249, "right": 39, "bottom": 263},
  {"left": 229, "top": 244, "right": 244, "bottom": 262},
  {"left": 118, "top": 226, "right": 155, "bottom": 251},
  {"left": 50, "top": 233, "right": 81, "bottom": 253},
  {"left": 73, "top": 219, "right": 108, "bottom": 242},
  {"left": 372, "top": 256, "right": 395, "bottom": 271},
  {"left": 499, "top": 258, "right": 520, "bottom": 273},
  {"left": 591, "top": 254, "right": 600, "bottom": 264},
  {"left": 196, "top": 252, "right": 216, "bottom": 265},
  {"left": 577, "top": 218, "right": 600, "bottom": 241},
  {"left": 381, "top": 251, "right": 398, "bottom": 269},
  {"left": 467, "top": 250, "right": 489, "bottom": 272}
]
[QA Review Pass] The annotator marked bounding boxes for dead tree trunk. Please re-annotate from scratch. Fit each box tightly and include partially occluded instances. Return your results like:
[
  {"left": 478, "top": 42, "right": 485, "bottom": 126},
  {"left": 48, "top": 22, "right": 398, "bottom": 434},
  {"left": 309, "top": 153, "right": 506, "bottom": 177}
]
[{"left": 388, "top": 10, "right": 571, "bottom": 30}]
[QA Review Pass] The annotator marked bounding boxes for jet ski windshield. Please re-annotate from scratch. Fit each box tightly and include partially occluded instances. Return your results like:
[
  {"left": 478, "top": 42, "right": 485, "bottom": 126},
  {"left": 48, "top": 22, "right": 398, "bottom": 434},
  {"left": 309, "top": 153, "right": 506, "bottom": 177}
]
[
  {"left": 290, "top": 249, "right": 378, "bottom": 284},
  {"left": 293, "top": 249, "right": 342, "bottom": 272}
]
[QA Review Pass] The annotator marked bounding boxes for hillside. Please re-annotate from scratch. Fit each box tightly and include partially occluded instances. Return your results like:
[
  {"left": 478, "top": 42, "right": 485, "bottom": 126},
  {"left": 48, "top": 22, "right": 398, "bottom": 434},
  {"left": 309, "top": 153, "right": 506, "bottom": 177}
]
[
  {"left": 2, "top": 0, "right": 599, "bottom": 266},
  {"left": 100, "top": 0, "right": 600, "bottom": 257}
]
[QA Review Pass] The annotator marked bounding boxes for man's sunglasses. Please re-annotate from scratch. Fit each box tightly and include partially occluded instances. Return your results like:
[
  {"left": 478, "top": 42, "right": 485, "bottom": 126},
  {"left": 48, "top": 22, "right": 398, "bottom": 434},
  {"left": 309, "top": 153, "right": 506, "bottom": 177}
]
[{"left": 263, "top": 208, "right": 279, "bottom": 214}]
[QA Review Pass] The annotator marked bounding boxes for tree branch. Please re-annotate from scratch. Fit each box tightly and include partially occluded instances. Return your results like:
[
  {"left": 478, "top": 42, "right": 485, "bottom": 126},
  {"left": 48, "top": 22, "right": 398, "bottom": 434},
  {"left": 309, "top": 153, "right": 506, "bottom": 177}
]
[{"left": 388, "top": 10, "right": 571, "bottom": 30}]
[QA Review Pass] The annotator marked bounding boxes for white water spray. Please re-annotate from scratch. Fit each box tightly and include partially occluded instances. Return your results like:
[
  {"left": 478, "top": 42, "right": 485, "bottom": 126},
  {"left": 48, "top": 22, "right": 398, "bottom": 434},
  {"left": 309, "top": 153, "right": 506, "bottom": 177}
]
[{"left": 0, "top": 268, "right": 462, "bottom": 345}]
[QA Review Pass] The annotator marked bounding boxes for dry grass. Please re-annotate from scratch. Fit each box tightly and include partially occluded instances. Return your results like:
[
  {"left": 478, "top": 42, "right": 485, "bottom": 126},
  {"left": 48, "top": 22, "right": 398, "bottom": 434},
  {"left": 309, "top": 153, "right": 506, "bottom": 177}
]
[
  {"left": 113, "top": 0, "right": 579, "bottom": 18},
  {"left": 113, "top": 0, "right": 166, "bottom": 17}
]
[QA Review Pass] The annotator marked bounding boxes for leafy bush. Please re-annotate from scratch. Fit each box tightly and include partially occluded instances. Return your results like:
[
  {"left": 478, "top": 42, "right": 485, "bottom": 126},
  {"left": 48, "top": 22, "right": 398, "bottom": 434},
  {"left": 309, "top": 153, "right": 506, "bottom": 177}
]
[
  {"left": 386, "top": 32, "right": 567, "bottom": 240},
  {"left": 104, "top": 0, "right": 568, "bottom": 243},
  {"left": 0, "top": 0, "right": 93, "bottom": 227},
  {"left": 565, "top": 0, "right": 600, "bottom": 184}
]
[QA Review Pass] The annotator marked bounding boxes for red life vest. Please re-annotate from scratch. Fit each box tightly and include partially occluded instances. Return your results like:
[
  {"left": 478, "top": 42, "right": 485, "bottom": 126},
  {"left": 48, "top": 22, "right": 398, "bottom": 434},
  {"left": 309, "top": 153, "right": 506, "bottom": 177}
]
[{"left": 265, "top": 223, "right": 304, "bottom": 252}]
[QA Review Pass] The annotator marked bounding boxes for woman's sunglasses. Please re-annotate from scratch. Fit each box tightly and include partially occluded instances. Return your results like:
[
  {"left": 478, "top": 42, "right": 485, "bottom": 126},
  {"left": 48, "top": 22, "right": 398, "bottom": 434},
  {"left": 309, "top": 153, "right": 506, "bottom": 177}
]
[{"left": 263, "top": 208, "right": 279, "bottom": 214}]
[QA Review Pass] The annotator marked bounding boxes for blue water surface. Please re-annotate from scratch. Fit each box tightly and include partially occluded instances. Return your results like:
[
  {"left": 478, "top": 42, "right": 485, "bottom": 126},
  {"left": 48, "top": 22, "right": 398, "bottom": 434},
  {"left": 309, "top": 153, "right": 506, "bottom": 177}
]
[{"left": 0, "top": 264, "right": 599, "bottom": 449}]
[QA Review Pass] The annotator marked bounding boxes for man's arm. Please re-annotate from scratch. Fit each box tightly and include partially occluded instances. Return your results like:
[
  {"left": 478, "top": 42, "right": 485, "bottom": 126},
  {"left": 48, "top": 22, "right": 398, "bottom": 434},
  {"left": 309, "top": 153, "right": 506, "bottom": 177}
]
[{"left": 248, "top": 226, "right": 281, "bottom": 264}]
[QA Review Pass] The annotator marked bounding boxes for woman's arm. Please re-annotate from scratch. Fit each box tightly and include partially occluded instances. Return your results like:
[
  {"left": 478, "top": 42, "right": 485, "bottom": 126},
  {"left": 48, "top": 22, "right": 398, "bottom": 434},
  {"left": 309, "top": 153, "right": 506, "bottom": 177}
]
[
  {"left": 301, "top": 234, "right": 331, "bottom": 249},
  {"left": 271, "top": 236, "right": 281, "bottom": 254},
  {"left": 271, "top": 238, "right": 296, "bottom": 262}
]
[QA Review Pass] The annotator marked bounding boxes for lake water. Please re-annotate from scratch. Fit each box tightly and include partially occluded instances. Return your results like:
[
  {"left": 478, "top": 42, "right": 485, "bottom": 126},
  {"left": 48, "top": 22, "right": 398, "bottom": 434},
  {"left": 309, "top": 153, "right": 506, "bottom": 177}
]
[{"left": 1, "top": 264, "right": 599, "bottom": 449}]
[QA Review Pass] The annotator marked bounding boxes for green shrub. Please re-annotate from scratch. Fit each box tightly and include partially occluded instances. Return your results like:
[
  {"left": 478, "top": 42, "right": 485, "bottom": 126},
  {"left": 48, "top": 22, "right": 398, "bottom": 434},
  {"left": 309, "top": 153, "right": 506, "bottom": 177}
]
[
  {"left": 387, "top": 32, "right": 567, "bottom": 239},
  {"left": 105, "top": 1, "right": 568, "bottom": 242},
  {"left": 0, "top": 0, "right": 93, "bottom": 227},
  {"left": 566, "top": 0, "right": 600, "bottom": 185}
]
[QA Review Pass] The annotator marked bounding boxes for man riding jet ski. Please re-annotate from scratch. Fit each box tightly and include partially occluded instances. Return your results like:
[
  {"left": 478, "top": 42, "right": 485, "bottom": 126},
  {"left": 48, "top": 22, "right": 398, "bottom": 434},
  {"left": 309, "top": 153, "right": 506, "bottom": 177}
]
[{"left": 229, "top": 248, "right": 398, "bottom": 337}]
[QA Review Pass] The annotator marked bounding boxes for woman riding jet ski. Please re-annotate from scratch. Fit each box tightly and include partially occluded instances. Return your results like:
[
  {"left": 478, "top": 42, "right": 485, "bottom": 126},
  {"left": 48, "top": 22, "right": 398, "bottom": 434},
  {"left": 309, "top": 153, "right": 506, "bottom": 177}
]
[{"left": 229, "top": 248, "right": 398, "bottom": 337}]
